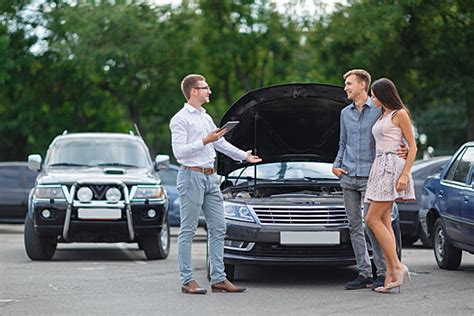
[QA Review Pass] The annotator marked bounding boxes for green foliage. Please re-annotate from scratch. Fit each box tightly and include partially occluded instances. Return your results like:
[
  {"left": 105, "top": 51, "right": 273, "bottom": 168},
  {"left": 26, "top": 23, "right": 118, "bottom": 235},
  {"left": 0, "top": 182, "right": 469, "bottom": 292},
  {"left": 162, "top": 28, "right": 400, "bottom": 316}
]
[
  {"left": 305, "top": 0, "right": 473, "bottom": 155},
  {"left": 0, "top": 0, "right": 471, "bottom": 161}
]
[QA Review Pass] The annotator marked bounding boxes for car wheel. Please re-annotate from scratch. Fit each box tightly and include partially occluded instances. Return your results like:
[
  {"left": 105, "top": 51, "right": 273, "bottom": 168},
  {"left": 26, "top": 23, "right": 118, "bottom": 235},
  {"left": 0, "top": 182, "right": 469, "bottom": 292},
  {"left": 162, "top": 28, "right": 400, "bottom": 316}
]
[
  {"left": 24, "top": 216, "right": 57, "bottom": 260},
  {"left": 140, "top": 219, "right": 170, "bottom": 260},
  {"left": 433, "top": 219, "right": 462, "bottom": 270}
]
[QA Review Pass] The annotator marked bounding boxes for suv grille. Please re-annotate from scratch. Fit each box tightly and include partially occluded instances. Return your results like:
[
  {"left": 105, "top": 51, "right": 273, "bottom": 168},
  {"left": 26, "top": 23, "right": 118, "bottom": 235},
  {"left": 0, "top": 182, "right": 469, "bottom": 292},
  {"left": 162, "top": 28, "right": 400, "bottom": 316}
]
[
  {"left": 76, "top": 184, "right": 123, "bottom": 201},
  {"left": 251, "top": 205, "right": 348, "bottom": 226}
]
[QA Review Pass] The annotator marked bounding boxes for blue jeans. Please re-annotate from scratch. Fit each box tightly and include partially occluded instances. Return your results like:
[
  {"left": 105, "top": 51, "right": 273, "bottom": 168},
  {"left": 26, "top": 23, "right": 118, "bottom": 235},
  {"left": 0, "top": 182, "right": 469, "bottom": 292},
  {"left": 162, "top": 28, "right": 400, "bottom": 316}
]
[
  {"left": 176, "top": 169, "right": 227, "bottom": 285},
  {"left": 339, "top": 174, "right": 386, "bottom": 278}
]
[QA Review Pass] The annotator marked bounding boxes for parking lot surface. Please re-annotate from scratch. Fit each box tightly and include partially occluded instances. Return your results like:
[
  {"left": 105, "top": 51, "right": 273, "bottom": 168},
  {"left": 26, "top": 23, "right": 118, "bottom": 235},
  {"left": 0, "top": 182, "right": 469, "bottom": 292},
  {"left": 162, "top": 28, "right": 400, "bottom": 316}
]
[{"left": 1, "top": 224, "right": 473, "bottom": 315}]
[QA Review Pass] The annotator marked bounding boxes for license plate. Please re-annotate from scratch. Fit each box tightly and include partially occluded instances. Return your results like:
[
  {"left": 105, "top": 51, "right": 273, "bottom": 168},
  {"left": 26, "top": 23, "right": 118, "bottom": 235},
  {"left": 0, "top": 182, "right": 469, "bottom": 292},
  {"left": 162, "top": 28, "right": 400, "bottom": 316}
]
[
  {"left": 280, "top": 231, "right": 340, "bottom": 245},
  {"left": 78, "top": 208, "right": 122, "bottom": 220}
]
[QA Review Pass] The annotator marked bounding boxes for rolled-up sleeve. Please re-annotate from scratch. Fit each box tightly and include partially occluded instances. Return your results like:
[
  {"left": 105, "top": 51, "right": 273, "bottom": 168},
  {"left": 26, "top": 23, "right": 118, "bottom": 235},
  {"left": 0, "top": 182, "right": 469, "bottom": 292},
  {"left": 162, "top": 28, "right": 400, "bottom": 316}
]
[
  {"left": 213, "top": 137, "right": 248, "bottom": 162},
  {"left": 170, "top": 117, "right": 205, "bottom": 161},
  {"left": 207, "top": 118, "right": 248, "bottom": 162}
]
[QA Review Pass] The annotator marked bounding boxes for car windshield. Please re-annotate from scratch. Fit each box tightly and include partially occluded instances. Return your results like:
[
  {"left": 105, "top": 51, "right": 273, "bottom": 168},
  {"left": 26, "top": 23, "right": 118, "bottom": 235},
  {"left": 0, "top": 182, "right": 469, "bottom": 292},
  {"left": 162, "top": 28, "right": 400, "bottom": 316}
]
[
  {"left": 46, "top": 138, "right": 151, "bottom": 168},
  {"left": 228, "top": 161, "right": 337, "bottom": 185}
]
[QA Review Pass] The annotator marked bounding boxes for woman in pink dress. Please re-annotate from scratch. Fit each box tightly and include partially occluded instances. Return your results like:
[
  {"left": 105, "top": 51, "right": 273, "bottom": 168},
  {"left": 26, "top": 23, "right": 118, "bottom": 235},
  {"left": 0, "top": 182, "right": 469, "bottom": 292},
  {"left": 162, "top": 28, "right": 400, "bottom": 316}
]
[{"left": 364, "top": 78, "right": 417, "bottom": 293}]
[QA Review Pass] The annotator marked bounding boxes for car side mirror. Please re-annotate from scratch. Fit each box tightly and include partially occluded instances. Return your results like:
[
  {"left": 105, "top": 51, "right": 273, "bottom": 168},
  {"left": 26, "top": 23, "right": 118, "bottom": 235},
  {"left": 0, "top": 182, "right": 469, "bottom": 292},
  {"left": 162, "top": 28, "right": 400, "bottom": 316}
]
[
  {"left": 28, "top": 154, "right": 42, "bottom": 172},
  {"left": 155, "top": 154, "right": 170, "bottom": 170}
]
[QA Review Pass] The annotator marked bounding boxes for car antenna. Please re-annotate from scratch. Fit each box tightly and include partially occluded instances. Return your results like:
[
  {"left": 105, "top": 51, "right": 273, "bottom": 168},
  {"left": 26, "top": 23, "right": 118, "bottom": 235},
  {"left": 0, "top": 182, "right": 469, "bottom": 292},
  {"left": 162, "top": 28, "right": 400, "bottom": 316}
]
[{"left": 134, "top": 123, "right": 142, "bottom": 138}]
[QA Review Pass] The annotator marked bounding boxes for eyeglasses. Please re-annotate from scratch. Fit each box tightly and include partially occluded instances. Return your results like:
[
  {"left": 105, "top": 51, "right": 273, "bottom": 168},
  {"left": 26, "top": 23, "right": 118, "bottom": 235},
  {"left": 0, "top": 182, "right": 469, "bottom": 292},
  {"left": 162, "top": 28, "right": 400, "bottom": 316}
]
[{"left": 194, "top": 86, "right": 211, "bottom": 91}]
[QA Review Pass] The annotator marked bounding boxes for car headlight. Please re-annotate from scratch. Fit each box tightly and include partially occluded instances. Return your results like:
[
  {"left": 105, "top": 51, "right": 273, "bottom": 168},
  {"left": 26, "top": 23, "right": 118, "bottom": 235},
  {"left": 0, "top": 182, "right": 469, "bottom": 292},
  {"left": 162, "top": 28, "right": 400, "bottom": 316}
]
[
  {"left": 34, "top": 186, "right": 65, "bottom": 199},
  {"left": 224, "top": 202, "right": 255, "bottom": 223},
  {"left": 77, "top": 187, "right": 93, "bottom": 202},
  {"left": 133, "top": 186, "right": 164, "bottom": 200},
  {"left": 105, "top": 187, "right": 121, "bottom": 203}
]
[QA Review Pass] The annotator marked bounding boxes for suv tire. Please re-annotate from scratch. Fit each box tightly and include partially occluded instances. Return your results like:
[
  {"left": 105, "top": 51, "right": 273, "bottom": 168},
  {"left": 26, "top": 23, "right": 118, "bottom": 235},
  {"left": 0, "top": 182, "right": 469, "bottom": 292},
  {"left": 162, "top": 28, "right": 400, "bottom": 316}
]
[
  {"left": 433, "top": 218, "right": 462, "bottom": 270},
  {"left": 140, "top": 218, "right": 170, "bottom": 260},
  {"left": 24, "top": 216, "right": 57, "bottom": 260}
]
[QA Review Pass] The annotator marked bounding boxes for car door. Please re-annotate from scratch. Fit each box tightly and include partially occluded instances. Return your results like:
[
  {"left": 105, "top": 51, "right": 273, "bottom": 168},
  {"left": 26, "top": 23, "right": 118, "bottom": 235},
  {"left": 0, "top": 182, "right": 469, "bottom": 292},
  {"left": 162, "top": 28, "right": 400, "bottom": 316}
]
[
  {"left": 439, "top": 148, "right": 470, "bottom": 243},
  {"left": 23, "top": 167, "right": 39, "bottom": 218},
  {"left": 0, "top": 165, "right": 24, "bottom": 220},
  {"left": 461, "top": 147, "right": 474, "bottom": 246}
]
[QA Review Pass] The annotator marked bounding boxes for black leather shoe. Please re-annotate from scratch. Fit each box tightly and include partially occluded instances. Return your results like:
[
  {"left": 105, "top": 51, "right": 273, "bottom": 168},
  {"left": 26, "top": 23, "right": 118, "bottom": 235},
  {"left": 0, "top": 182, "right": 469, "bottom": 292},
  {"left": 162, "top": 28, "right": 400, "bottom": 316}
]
[
  {"left": 345, "top": 275, "right": 373, "bottom": 290},
  {"left": 181, "top": 280, "right": 207, "bottom": 294}
]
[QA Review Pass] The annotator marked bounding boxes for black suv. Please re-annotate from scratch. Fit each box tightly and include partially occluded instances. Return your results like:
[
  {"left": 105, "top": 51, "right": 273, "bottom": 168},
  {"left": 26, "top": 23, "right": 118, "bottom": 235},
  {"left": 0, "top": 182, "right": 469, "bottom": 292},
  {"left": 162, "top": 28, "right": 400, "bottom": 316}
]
[{"left": 24, "top": 132, "right": 170, "bottom": 261}]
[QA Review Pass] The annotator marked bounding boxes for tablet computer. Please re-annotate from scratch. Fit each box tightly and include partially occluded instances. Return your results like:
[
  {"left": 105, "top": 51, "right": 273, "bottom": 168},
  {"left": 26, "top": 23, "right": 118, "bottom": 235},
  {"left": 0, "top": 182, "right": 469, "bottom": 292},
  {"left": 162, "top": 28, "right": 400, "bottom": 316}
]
[{"left": 220, "top": 121, "right": 239, "bottom": 134}]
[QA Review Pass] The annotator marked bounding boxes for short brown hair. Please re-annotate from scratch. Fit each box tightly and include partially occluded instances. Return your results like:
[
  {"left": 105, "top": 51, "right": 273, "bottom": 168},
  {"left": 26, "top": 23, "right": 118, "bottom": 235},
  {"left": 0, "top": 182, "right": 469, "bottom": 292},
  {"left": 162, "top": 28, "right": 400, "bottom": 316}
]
[
  {"left": 181, "top": 74, "right": 206, "bottom": 100},
  {"left": 343, "top": 69, "right": 371, "bottom": 92}
]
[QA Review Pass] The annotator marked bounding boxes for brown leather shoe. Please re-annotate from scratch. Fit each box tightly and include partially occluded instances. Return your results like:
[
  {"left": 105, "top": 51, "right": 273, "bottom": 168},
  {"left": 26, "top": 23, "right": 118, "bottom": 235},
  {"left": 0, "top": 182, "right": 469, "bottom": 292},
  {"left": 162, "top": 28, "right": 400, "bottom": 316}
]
[
  {"left": 181, "top": 280, "right": 207, "bottom": 295},
  {"left": 211, "top": 279, "right": 246, "bottom": 293}
]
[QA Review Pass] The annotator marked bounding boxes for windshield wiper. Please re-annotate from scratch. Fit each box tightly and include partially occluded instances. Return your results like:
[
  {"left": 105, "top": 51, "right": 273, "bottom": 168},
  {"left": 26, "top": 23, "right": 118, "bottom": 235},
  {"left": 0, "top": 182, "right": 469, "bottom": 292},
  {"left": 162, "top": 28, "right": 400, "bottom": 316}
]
[
  {"left": 95, "top": 163, "right": 140, "bottom": 168},
  {"left": 303, "top": 177, "right": 339, "bottom": 182},
  {"left": 49, "top": 162, "right": 91, "bottom": 167},
  {"left": 227, "top": 176, "right": 275, "bottom": 182}
]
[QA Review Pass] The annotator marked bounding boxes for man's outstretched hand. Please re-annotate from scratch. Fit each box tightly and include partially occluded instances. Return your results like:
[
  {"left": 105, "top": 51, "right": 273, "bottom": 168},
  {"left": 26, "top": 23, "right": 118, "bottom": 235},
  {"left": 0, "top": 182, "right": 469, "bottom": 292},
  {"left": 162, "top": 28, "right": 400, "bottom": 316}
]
[{"left": 246, "top": 150, "right": 262, "bottom": 163}]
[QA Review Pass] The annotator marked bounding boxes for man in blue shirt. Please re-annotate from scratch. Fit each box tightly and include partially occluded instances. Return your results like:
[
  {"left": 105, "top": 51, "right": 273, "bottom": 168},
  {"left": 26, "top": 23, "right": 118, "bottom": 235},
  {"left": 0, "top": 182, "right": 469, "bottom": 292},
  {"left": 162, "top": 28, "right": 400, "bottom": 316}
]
[{"left": 333, "top": 69, "right": 387, "bottom": 290}]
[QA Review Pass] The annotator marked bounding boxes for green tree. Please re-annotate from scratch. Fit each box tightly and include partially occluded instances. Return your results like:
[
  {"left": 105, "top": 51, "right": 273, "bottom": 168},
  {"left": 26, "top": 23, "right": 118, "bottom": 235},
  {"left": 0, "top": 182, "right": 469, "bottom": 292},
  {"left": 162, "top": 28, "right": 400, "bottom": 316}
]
[{"left": 305, "top": 0, "right": 473, "bottom": 154}]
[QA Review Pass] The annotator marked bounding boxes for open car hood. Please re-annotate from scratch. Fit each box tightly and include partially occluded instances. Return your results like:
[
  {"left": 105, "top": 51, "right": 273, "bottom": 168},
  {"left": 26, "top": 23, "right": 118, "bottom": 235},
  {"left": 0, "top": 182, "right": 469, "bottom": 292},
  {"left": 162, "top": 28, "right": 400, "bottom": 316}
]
[{"left": 217, "top": 83, "right": 348, "bottom": 176}]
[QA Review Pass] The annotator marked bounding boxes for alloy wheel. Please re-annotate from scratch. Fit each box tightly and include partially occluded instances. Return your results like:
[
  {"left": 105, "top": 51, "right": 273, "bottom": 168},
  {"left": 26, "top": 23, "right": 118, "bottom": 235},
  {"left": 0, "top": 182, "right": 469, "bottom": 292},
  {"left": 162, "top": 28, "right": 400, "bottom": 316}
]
[
  {"left": 160, "top": 220, "right": 169, "bottom": 252},
  {"left": 435, "top": 226, "right": 445, "bottom": 261}
]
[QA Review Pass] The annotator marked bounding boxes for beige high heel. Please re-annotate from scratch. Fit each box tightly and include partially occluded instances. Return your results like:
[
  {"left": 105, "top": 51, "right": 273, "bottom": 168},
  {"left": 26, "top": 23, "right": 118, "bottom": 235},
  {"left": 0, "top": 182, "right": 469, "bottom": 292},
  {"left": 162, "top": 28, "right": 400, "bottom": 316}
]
[
  {"left": 386, "top": 264, "right": 411, "bottom": 290},
  {"left": 374, "top": 286, "right": 394, "bottom": 294}
]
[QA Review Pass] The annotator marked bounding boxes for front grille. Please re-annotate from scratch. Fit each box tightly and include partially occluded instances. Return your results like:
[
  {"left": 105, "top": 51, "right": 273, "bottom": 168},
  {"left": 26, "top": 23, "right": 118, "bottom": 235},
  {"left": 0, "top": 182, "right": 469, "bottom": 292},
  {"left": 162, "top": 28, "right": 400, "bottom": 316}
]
[
  {"left": 251, "top": 205, "right": 348, "bottom": 226},
  {"left": 76, "top": 184, "right": 123, "bottom": 201},
  {"left": 236, "top": 243, "right": 354, "bottom": 259}
]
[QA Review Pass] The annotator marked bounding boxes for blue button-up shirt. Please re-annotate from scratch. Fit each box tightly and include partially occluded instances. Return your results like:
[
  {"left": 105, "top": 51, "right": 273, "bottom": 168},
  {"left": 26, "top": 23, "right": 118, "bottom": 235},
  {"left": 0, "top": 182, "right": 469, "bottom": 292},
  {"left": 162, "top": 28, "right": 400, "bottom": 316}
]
[{"left": 333, "top": 97, "right": 381, "bottom": 177}]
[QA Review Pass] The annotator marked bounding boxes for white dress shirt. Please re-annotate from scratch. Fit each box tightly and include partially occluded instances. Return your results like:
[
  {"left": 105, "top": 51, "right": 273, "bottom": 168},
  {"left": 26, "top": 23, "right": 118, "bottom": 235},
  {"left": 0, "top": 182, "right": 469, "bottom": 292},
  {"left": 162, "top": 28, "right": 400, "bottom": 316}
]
[{"left": 170, "top": 103, "right": 248, "bottom": 168}]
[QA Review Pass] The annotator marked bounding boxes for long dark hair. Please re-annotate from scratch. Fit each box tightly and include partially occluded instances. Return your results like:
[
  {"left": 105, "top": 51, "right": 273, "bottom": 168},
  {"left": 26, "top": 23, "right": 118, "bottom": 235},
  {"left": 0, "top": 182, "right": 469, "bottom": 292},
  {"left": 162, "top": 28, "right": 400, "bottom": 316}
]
[{"left": 371, "top": 78, "right": 409, "bottom": 115}]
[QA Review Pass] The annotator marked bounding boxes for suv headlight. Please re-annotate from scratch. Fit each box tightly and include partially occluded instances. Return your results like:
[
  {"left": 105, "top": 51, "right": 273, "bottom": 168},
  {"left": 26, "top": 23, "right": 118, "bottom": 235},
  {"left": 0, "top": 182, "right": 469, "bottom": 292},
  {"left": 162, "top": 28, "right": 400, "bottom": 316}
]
[
  {"left": 34, "top": 185, "right": 66, "bottom": 199},
  {"left": 133, "top": 185, "right": 164, "bottom": 200},
  {"left": 224, "top": 202, "right": 255, "bottom": 223}
]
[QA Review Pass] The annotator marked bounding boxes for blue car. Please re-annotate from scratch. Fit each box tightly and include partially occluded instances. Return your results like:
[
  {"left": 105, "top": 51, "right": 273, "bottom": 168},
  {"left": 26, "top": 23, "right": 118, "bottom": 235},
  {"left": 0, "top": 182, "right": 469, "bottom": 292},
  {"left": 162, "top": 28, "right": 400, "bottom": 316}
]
[
  {"left": 420, "top": 141, "right": 474, "bottom": 269},
  {"left": 159, "top": 163, "right": 206, "bottom": 227}
]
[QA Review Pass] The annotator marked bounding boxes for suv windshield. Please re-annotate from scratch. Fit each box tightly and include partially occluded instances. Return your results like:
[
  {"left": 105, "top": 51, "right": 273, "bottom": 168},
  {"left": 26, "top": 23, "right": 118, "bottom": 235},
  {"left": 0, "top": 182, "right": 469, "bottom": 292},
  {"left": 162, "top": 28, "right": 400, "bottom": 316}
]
[
  {"left": 228, "top": 161, "right": 337, "bottom": 185},
  {"left": 46, "top": 138, "right": 151, "bottom": 168}
]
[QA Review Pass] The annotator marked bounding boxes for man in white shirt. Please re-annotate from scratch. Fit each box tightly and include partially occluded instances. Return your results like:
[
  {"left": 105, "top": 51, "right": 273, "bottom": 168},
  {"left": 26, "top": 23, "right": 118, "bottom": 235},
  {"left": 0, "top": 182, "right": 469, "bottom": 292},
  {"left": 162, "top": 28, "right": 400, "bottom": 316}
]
[{"left": 170, "top": 74, "right": 261, "bottom": 294}]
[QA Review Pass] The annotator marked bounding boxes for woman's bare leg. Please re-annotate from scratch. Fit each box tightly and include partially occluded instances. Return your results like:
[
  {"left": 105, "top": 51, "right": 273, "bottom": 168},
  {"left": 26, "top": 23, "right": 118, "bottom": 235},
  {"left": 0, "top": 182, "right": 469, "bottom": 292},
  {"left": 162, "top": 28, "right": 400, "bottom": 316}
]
[
  {"left": 381, "top": 205, "right": 396, "bottom": 285},
  {"left": 366, "top": 201, "right": 402, "bottom": 287}
]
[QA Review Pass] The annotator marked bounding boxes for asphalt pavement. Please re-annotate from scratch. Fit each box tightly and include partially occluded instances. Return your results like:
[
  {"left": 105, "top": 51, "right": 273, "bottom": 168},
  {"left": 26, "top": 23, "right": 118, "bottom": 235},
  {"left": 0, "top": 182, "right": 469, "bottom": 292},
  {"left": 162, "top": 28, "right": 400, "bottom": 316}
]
[{"left": 1, "top": 224, "right": 473, "bottom": 315}]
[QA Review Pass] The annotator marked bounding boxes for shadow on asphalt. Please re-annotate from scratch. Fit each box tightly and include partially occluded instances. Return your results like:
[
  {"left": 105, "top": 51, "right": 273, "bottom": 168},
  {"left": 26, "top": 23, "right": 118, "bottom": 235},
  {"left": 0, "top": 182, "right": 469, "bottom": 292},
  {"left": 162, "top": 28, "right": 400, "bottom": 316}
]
[
  {"left": 234, "top": 264, "right": 358, "bottom": 285},
  {"left": 52, "top": 245, "right": 147, "bottom": 261}
]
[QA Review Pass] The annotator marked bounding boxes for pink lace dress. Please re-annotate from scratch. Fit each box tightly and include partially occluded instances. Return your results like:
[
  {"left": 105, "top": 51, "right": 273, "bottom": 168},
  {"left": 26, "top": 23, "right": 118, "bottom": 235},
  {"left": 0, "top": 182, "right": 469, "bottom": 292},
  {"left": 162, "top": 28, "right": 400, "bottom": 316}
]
[{"left": 365, "top": 110, "right": 415, "bottom": 202}]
